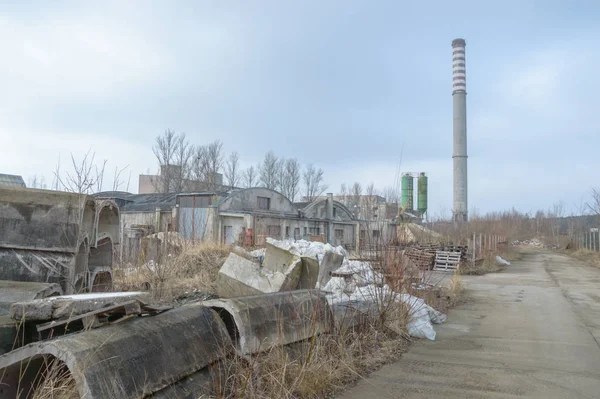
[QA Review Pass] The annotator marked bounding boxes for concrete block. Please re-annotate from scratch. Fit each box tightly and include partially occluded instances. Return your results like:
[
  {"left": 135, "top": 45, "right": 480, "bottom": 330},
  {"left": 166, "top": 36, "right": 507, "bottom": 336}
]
[
  {"left": 298, "top": 256, "right": 320, "bottom": 289},
  {"left": 0, "top": 304, "right": 231, "bottom": 399},
  {"left": 216, "top": 253, "right": 302, "bottom": 298},
  {"left": 318, "top": 252, "right": 344, "bottom": 288},
  {"left": 263, "top": 243, "right": 296, "bottom": 273},
  {"left": 204, "top": 289, "right": 332, "bottom": 355},
  {"left": 10, "top": 291, "right": 150, "bottom": 322}
]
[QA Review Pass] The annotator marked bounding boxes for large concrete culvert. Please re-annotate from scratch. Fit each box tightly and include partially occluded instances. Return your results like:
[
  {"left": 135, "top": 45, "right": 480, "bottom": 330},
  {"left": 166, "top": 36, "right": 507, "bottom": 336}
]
[{"left": 0, "top": 304, "right": 232, "bottom": 399}]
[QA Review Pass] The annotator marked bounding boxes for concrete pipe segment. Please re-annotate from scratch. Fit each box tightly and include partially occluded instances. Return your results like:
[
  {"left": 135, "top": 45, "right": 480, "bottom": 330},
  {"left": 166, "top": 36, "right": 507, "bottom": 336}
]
[
  {"left": 204, "top": 289, "right": 333, "bottom": 356},
  {"left": 0, "top": 304, "right": 231, "bottom": 399}
]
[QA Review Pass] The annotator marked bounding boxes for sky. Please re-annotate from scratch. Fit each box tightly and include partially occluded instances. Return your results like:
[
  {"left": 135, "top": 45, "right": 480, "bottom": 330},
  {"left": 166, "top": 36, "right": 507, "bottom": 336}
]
[{"left": 1, "top": 0, "right": 599, "bottom": 217}]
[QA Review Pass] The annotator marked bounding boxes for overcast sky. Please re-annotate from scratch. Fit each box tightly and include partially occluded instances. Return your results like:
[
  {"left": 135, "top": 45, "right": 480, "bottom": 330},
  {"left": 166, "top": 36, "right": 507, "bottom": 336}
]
[{"left": 1, "top": 1, "right": 599, "bottom": 217}]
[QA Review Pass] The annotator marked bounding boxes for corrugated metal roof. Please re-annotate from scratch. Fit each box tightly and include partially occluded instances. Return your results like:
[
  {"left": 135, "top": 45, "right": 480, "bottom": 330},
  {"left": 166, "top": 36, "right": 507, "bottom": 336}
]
[{"left": 0, "top": 174, "right": 26, "bottom": 188}]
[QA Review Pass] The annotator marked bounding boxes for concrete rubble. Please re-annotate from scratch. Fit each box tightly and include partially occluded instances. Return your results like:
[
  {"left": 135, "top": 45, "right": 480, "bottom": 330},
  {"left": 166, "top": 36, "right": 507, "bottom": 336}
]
[
  {"left": 220, "top": 238, "right": 447, "bottom": 341},
  {"left": 10, "top": 291, "right": 151, "bottom": 322}
]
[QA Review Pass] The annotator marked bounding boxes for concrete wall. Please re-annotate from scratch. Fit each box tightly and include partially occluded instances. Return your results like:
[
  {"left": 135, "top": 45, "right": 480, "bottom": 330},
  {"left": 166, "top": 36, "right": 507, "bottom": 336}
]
[
  {"left": 332, "top": 223, "right": 356, "bottom": 247},
  {"left": 0, "top": 187, "right": 120, "bottom": 294},
  {"left": 0, "top": 187, "right": 91, "bottom": 253}
]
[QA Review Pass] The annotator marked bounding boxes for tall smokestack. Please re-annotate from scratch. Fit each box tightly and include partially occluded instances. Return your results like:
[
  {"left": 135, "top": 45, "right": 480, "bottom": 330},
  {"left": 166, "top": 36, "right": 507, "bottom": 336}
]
[{"left": 452, "top": 38, "right": 468, "bottom": 222}]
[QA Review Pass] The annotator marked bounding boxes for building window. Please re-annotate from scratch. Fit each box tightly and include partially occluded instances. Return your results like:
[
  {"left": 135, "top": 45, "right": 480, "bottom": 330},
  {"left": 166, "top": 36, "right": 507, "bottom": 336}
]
[
  {"left": 309, "top": 227, "right": 320, "bottom": 236},
  {"left": 304, "top": 227, "right": 308, "bottom": 237},
  {"left": 258, "top": 196, "right": 271, "bottom": 210},
  {"left": 372, "top": 230, "right": 380, "bottom": 239},
  {"left": 333, "top": 207, "right": 337, "bottom": 218},
  {"left": 335, "top": 229, "right": 344, "bottom": 240},
  {"left": 294, "top": 228, "right": 300, "bottom": 240},
  {"left": 285, "top": 226, "right": 290, "bottom": 238},
  {"left": 267, "top": 225, "right": 281, "bottom": 238}
]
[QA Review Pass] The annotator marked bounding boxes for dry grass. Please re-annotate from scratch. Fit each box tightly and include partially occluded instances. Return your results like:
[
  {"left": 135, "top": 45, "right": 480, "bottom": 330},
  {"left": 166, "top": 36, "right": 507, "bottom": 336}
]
[
  {"left": 30, "top": 358, "right": 78, "bottom": 399},
  {"left": 114, "top": 241, "right": 236, "bottom": 302},
  {"left": 568, "top": 248, "right": 600, "bottom": 269},
  {"left": 459, "top": 247, "right": 521, "bottom": 276},
  {"left": 210, "top": 316, "right": 409, "bottom": 399}
]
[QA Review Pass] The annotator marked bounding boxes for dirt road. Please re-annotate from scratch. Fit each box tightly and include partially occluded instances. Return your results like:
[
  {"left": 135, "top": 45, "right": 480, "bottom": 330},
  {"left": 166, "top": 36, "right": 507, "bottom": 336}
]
[{"left": 339, "top": 251, "right": 600, "bottom": 398}]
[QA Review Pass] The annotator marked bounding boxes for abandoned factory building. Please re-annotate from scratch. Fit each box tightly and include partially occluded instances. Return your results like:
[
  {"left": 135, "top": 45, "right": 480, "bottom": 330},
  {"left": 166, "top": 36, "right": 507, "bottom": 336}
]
[{"left": 95, "top": 187, "right": 399, "bottom": 262}]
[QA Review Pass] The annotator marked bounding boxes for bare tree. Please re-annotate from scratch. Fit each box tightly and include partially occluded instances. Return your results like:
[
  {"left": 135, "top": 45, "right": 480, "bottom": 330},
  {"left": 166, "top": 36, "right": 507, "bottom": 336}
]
[
  {"left": 28, "top": 175, "right": 48, "bottom": 189},
  {"left": 152, "top": 129, "right": 180, "bottom": 193},
  {"left": 350, "top": 182, "right": 363, "bottom": 217},
  {"left": 587, "top": 188, "right": 600, "bottom": 218},
  {"left": 303, "top": 164, "right": 327, "bottom": 202},
  {"left": 173, "top": 133, "right": 194, "bottom": 192},
  {"left": 284, "top": 158, "right": 301, "bottom": 201},
  {"left": 112, "top": 165, "right": 130, "bottom": 191},
  {"left": 364, "top": 182, "right": 377, "bottom": 220},
  {"left": 205, "top": 140, "right": 224, "bottom": 189},
  {"left": 340, "top": 183, "right": 348, "bottom": 206},
  {"left": 54, "top": 150, "right": 107, "bottom": 194},
  {"left": 243, "top": 165, "right": 258, "bottom": 188},
  {"left": 224, "top": 152, "right": 240, "bottom": 188},
  {"left": 260, "top": 151, "right": 280, "bottom": 190},
  {"left": 382, "top": 186, "right": 400, "bottom": 204},
  {"left": 192, "top": 140, "right": 224, "bottom": 191}
]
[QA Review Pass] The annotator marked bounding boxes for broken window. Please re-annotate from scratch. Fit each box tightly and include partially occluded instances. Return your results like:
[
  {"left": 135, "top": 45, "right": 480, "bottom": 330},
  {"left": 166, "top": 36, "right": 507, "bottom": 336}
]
[{"left": 257, "top": 196, "right": 271, "bottom": 210}]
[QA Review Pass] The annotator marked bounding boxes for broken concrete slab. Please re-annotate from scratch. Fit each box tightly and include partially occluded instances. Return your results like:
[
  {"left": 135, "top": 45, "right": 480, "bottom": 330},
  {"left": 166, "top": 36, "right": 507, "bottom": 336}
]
[
  {"left": 204, "top": 289, "right": 332, "bottom": 356},
  {"left": 216, "top": 253, "right": 302, "bottom": 298},
  {"left": 0, "top": 280, "right": 62, "bottom": 316},
  {"left": 263, "top": 242, "right": 297, "bottom": 273},
  {"left": 10, "top": 291, "right": 150, "bottom": 322},
  {"left": 298, "top": 256, "right": 320, "bottom": 289},
  {"left": 318, "top": 251, "right": 344, "bottom": 288},
  {"left": 0, "top": 304, "right": 231, "bottom": 399}
]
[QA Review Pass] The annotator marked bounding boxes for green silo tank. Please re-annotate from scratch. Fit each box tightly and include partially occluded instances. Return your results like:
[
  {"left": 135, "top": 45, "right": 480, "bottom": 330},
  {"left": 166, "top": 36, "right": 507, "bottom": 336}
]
[
  {"left": 401, "top": 174, "right": 414, "bottom": 211},
  {"left": 417, "top": 173, "right": 428, "bottom": 215}
]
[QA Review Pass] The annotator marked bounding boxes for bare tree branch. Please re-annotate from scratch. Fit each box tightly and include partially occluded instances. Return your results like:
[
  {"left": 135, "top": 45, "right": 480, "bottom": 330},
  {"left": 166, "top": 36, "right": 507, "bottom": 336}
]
[
  {"left": 224, "top": 151, "right": 240, "bottom": 188},
  {"left": 259, "top": 151, "right": 279, "bottom": 190},
  {"left": 303, "top": 164, "right": 327, "bottom": 201},
  {"left": 243, "top": 165, "right": 257, "bottom": 188}
]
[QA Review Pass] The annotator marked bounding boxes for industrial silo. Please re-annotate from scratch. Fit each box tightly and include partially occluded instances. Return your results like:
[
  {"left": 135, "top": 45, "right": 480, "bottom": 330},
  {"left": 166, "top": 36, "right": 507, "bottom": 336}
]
[
  {"left": 417, "top": 172, "right": 428, "bottom": 216},
  {"left": 401, "top": 173, "right": 414, "bottom": 211}
]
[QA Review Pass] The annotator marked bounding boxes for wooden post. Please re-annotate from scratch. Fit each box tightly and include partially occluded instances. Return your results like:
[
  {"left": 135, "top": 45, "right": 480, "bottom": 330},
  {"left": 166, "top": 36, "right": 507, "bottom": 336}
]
[{"left": 472, "top": 233, "right": 476, "bottom": 266}]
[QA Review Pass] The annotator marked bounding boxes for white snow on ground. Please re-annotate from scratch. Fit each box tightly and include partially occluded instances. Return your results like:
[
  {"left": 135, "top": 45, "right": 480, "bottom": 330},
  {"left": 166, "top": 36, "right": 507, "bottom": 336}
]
[
  {"left": 253, "top": 238, "right": 447, "bottom": 340},
  {"left": 496, "top": 255, "right": 511, "bottom": 265}
]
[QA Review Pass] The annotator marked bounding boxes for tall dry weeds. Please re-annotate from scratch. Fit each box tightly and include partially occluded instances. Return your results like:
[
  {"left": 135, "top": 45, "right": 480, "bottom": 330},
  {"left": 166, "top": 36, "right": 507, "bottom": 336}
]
[{"left": 114, "top": 241, "right": 236, "bottom": 301}]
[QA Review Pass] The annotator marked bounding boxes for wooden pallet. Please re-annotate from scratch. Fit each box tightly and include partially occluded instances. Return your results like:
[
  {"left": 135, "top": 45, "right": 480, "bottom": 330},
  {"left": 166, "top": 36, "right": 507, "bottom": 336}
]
[
  {"left": 405, "top": 247, "right": 435, "bottom": 270},
  {"left": 433, "top": 250, "right": 461, "bottom": 271}
]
